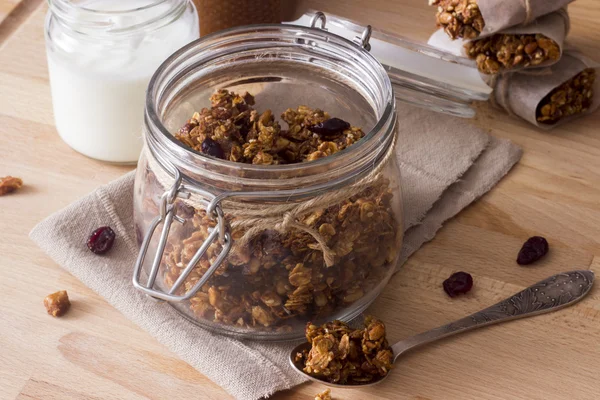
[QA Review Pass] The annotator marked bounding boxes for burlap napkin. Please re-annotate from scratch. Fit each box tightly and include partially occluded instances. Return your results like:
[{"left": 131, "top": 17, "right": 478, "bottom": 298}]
[{"left": 30, "top": 105, "right": 521, "bottom": 400}]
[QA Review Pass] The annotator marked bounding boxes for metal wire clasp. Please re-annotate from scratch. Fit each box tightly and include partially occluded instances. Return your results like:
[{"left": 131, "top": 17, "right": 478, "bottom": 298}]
[
  {"left": 132, "top": 169, "right": 232, "bottom": 302},
  {"left": 309, "top": 11, "right": 372, "bottom": 51}
]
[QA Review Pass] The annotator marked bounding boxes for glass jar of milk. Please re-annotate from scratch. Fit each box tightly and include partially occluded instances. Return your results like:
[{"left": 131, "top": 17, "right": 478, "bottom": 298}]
[{"left": 45, "top": 0, "right": 199, "bottom": 163}]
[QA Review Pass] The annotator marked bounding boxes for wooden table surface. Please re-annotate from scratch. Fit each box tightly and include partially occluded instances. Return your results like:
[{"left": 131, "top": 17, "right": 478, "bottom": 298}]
[{"left": 2, "top": 1, "right": 600, "bottom": 399}]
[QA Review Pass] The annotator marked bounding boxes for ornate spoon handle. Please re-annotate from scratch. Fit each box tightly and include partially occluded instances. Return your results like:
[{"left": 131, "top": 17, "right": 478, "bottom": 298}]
[{"left": 392, "top": 270, "right": 594, "bottom": 360}]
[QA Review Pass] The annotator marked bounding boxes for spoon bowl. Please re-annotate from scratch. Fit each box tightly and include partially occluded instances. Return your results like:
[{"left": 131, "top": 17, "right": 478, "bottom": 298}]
[
  {"left": 289, "top": 341, "right": 390, "bottom": 387},
  {"left": 289, "top": 270, "right": 594, "bottom": 388}
]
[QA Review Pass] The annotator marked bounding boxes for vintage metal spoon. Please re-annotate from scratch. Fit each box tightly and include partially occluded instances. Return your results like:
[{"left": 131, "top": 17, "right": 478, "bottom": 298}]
[{"left": 290, "top": 270, "right": 594, "bottom": 388}]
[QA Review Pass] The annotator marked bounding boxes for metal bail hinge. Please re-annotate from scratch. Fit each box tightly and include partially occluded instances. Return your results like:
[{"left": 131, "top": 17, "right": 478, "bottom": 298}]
[
  {"left": 309, "top": 11, "right": 372, "bottom": 51},
  {"left": 132, "top": 169, "right": 232, "bottom": 302}
]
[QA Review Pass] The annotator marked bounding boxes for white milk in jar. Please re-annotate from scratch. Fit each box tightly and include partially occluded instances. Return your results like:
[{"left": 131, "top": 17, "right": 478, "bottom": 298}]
[{"left": 45, "top": 0, "right": 199, "bottom": 163}]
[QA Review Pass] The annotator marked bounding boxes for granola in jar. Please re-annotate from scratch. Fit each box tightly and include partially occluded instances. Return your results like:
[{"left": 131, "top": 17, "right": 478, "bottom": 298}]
[
  {"left": 138, "top": 90, "right": 401, "bottom": 334},
  {"left": 174, "top": 90, "right": 366, "bottom": 164}
]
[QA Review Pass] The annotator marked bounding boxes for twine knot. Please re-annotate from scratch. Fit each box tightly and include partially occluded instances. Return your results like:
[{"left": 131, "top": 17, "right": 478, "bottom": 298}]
[{"left": 145, "top": 133, "right": 397, "bottom": 271}]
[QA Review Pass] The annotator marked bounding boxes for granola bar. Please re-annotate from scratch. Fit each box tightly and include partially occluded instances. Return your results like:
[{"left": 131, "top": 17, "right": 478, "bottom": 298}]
[
  {"left": 296, "top": 316, "right": 394, "bottom": 385},
  {"left": 464, "top": 34, "right": 560, "bottom": 74},
  {"left": 536, "top": 69, "right": 596, "bottom": 124},
  {"left": 431, "top": 0, "right": 485, "bottom": 40}
]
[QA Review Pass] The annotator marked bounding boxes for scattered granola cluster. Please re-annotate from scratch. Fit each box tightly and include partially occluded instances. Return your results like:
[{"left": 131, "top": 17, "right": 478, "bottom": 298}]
[
  {"left": 296, "top": 317, "right": 394, "bottom": 385},
  {"left": 0, "top": 176, "right": 23, "bottom": 196},
  {"left": 140, "top": 90, "right": 401, "bottom": 333},
  {"left": 431, "top": 0, "right": 484, "bottom": 40},
  {"left": 464, "top": 34, "right": 561, "bottom": 74},
  {"left": 174, "top": 90, "right": 366, "bottom": 164},
  {"left": 314, "top": 388, "right": 332, "bottom": 400},
  {"left": 44, "top": 290, "right": 71, "bottom": 317},
  {"left": 536, "top": 69, "right": 596, "bottom": 124}
]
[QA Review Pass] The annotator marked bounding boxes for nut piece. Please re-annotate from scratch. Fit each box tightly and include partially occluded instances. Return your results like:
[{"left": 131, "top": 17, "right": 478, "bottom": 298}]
[
  {"left": 464, "top": 34, "right": 560, "bottom": 74},
  {"left": 299, "top": 316, "right": 393, "bottom": 385},
  {"left": 43, "top": 290, "right": 71, "bottom": 317},
  {"left": 0, "top": 176, "right": 23, "bottom": 196},
  {"left": 431, "top": 0, "right": 485, "bottom": 40},
  {"left": 536, "top": 69, "right": 596, "bottom": 124},
  {"left": 314, "top": 388, "right": 332, "bottom": 400}
]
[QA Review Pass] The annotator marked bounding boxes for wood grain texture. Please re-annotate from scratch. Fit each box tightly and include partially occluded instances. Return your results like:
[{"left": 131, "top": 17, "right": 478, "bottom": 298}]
[
  {"left": 0, "top": 0, "right": 21, "bottom": 23},
  {"left": 1, "top": 1, "right": 600, "bottom": 399}
]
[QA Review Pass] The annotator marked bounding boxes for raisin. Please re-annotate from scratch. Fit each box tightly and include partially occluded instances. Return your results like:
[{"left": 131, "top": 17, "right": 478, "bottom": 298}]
[
  {"left": 87, "top": 226, "right": 116, "bottom": 254},
  {"left": 308, "top": 117, "right": 350, "bottom": 136},
  {"left": 517, "top": 236, "right": 549, "bottom": 265},
  {"left": 201, "top": 137, "right": 225, "bottom": 159},
  {"left": 443, "top": 271, "right": 473, "bottom": 298}
]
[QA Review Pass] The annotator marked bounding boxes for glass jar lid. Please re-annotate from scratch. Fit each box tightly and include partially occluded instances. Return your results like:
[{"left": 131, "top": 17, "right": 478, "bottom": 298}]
[{"left": 286, "top": 11, "right": 492, "bottom": 118}]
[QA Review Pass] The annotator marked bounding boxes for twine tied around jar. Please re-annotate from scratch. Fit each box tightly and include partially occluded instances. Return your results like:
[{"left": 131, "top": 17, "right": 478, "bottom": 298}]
[{"left": 144, "top": 134, "right": 397, "bottom": 268}]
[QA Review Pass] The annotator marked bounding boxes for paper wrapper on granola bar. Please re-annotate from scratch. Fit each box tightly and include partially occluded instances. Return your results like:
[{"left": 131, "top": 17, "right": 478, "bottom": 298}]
[
  {"left": 489, "top": 52, "right": 600, "bottom": 129},
  {"left": 433, "top": 0, "right": 573, "bottom": 40},
  {"left": 477, "top": 0, "right": 574, "bottom": 37},
  {"left": 430, "top": 10, "right": 569, "bottom": 74}
]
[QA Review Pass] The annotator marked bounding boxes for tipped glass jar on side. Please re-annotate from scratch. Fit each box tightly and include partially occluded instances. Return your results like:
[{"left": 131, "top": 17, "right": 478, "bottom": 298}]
[{"left": 132, "top": 24, "right": 403, "bottom": 340}]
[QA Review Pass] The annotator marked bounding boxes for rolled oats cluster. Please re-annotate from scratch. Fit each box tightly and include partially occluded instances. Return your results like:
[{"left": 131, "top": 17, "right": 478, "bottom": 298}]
[
  {"left": 431, "top": 0, "right": 484, "bottom": 40},
  {"left": 43, "top": 290, "right": 71, "bottom": 317},
  {"left": 174, "top": 89, "right": 366, "bottom": 165},
  {"left": 536, "top": 68, "right": 596, "bottom": 124},
  {"left": 160, "top": 178, "right": 398, "bottom": 331},
  {"left": 464, "top": 34, "right": 560, "bottom": 74},
  {"left": 295, "top": 317, "right": 394, "bottom": 384},
  {"left": 144, "top": 90, "right": 401, "bottom": 333},
  {"left": 314, "top": 389, "right": 332, "bottom": 400},
  {"left": 0, "top": 176, "right": 23, "bottom": 196}
]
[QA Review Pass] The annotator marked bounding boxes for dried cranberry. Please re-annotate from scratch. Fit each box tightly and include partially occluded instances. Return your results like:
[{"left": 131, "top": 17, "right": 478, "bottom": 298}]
[
  {"left": 308, "top": 117, "right": 350, "bottom": 136},
  {"left": 517, "top": 236, "right": 549, "bottom": 265},
  {"left": 201, "top": 137, "right": 225, "bottom": 159},
  {"left": 443, "top": 272, "right": 473, "bottom": 298},
  {"left": 87, "top": 226, "right": 115, "bottom": 254}
]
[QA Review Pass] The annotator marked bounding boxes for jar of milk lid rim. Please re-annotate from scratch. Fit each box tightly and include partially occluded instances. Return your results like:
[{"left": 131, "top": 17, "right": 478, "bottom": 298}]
[{"left": 45, "top": 0, "right": 199, "bottom": 164}]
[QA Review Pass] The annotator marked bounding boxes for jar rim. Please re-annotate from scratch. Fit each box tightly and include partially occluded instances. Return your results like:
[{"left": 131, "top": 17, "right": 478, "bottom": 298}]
[
  {"left": 47, "top": 0, "right": 188, "bottom": 36},
  {"left": 145, "top": 24, "right": 397, "bottom": 193},
  {"left": 50, "top": 0, "right": 167, "bottom": 14}
]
